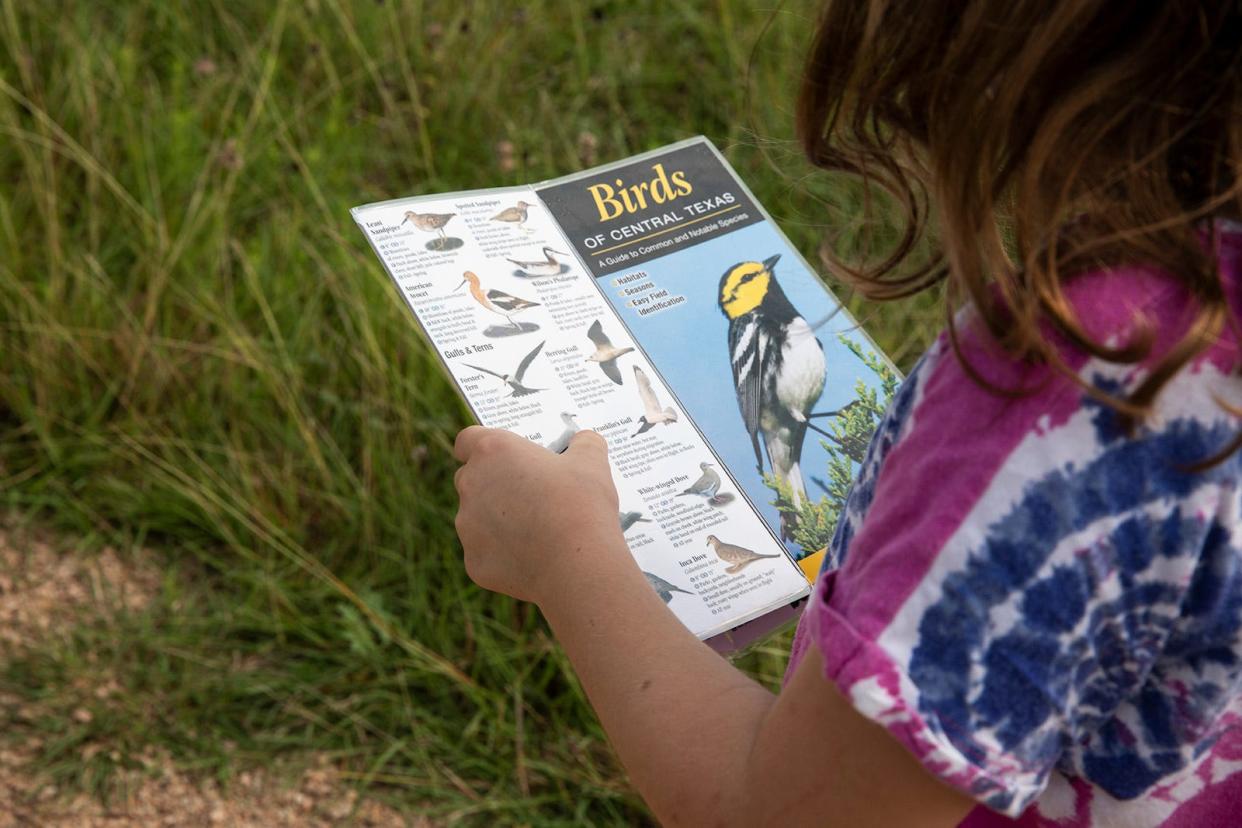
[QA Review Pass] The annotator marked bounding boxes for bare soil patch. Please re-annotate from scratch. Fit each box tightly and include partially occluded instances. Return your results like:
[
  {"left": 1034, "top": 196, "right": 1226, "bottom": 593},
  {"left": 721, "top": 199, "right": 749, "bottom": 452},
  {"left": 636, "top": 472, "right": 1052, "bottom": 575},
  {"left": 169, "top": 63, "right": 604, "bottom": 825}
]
[{"left": 0, "top": 524, "right": 419, "bottom": 826}]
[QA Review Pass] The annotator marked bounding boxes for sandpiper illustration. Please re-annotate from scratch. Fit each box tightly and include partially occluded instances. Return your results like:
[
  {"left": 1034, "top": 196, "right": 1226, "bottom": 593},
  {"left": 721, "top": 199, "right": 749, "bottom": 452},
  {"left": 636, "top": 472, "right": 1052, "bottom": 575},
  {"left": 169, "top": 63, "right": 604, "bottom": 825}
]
[
  {"left": 619, "top": 510, "right": 651, "bottom": 533},
  {"left": 457, "top": 270, "right": 540, "bottom": 334},
  {"left": 507, "top": 247, "right": 570, "bottom": 277},
  {"left": 585, "top": 319, "right": 635, "bottom": 385},
  {"left": 643, "top": 571, "right": 694, "bottom": 604},
  {"left": 401, "top": 210, "right": 461, "bottom": 250},
  {"left": 544, "top": 412, "right": 580, "bottom": 454},
  {"left": 462, "top": 340, "right": 545, "bottom": 397},
  {"left": 632, "top": 366, "right": 679, "bottom": 435},
  {"left": 491, "top": 200, "right": 534, "bottom": 232},
  {"left": 678, "top": 462, "right": 735, "bottom": 507},
  {"left": 705, "top": 534, "right": 781, "bottom": 575}
]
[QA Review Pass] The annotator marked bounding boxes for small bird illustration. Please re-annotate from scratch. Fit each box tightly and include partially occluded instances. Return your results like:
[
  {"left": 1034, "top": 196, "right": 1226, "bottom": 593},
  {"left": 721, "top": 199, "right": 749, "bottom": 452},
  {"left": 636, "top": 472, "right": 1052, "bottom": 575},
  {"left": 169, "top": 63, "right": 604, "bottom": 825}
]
[
  {"left": 457, "top": 270, "right": 540, "bottom": 329},
  {"left": 585, "top": 319, "right": 635, "bottom": 385},
  {"left": 678, "top": 462, "right": 735, "bottom": 506},
  {"left": 632, "top": 366, "right": 678, "bottom": 435},
  {"left": 718, "top": 254, "right": 827, "bottom": 541},
  {"left": 619, "top": 511, "right": 651, "bottom": 533},
  {"left": 401, "top": 210, "right": 456, "bottom": 241},
  {"left": 544, "top": 412, "right": 579, "bottom": 454},
  {"left": 643, "top": 571, "right": 694, "bottom": 604},
  {"left": 491, "top": 200, "right": 534, "bottom": 232},
  {"left": 705, "top": 534, "right": 781, "bottom": 575},
  {"left": 507, "top": 247, "right": 570, "bottom": 277},
  {"left": 462, "top": 340, "right": 545, "bottom": 397}
]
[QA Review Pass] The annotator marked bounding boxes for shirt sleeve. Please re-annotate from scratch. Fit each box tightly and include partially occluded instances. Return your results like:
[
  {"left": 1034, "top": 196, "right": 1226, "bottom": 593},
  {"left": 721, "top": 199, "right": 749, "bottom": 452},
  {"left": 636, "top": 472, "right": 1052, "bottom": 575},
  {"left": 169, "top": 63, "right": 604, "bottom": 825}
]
[{"left": 792, "top": 323, "right": 1242, "bottom": 817}]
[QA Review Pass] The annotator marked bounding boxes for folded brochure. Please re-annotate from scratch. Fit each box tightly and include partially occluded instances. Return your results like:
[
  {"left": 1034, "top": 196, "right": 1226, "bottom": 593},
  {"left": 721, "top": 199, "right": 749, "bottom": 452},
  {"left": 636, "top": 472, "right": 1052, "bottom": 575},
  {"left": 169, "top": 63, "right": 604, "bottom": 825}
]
[{"left": 352, "top": 137, "right": 897, "bottom": 652}]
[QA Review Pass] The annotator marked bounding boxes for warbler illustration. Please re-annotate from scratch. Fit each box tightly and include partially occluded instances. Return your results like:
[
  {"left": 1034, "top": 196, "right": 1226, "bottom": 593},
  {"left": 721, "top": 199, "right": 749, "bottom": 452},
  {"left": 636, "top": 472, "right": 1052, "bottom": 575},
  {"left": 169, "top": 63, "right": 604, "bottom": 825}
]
[
  {"left": 718, "top": 254, "right": 826, "bottom": 541},
  {"left": 462, "top": 340, "right": 545, "bottom": 397},
  {"left": 457, "top": 270, "right": 540, "bottom": 329},
  {"left": 585, "top": 319, "right": 635, "bottom": 385},
  {"left": 619, "top": 510, "right": 651, "bottom": 533},
  {"left": 678, "top": 462, "right": 734, "bottom": 506},
  {"left": 643, "top": 571, "right": 694, "bottom": 604},
  {"left": 507, "top": 247, "right": 569, "bottom": 277},
  {"left": 491, "top": 200, "right": 534, "bottom": 232},
  {"left": 632, "top": 366, "right": 679, "bottom": 435},
  {"left": 544, "top": 412, "right": 580, "bottom": 454},
  {"left": 705, "top": 534, "right": 781, "bottom": 575}
]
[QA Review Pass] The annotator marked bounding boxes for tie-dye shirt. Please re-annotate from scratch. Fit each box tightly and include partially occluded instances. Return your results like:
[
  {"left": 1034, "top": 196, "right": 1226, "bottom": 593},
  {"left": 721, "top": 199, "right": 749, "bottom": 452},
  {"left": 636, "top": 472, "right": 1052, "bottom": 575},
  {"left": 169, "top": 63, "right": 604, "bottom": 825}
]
[{"left": 786, "top": 225, "right": 1242, "bottom": 826}]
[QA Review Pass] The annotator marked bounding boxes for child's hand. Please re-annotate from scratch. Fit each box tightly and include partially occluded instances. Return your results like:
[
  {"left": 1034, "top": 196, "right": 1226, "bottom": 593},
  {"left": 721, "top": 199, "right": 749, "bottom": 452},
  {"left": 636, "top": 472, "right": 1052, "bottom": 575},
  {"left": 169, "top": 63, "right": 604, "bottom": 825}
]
[{"left": 452, "top": 426, "right": 624, "bottom": 605}]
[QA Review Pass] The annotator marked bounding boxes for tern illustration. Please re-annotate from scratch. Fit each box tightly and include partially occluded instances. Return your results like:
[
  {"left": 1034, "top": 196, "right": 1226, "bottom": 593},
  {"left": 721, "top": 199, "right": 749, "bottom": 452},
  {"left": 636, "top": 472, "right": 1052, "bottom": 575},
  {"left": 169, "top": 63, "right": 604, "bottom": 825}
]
[
  {"left": 632, "top": 366, "right": 678, "bottom": 435},
  {"left": 705, "top": 534, "right": 781, "bottom": 575},
  {"left": 457, "top": 270, "right": 540, "bottom": 329},
  {"left": 507, "top": 247, "right": 570, "bottom": 277},
  {"left": 462, "top": 340, "right": 545, "bottom": 397},
  {"left": 544, "top": 412, "right": 580, "bottom": 454},
  {"left": 586, "top": 319, "right": 635, "bottom": 385},
  {"left": 644, "top": 571, "right": 694, "bottom": 604}
]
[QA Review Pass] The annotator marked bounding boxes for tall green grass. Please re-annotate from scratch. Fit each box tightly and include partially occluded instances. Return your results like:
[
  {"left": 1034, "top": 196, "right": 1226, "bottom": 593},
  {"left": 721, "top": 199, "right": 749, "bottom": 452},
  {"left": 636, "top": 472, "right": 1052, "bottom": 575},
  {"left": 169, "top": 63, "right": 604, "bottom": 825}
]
[{"left": 0, "top": 1, "right": 939, "bottom": 822}]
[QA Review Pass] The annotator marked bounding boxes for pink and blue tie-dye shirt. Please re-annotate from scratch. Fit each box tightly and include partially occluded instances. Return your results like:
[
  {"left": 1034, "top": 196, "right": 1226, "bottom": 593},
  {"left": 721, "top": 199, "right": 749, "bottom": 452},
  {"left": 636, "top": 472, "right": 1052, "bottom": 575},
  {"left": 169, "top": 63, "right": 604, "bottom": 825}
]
[{"left": 786, "top": 225, "right": 1242, "bottom": 826}]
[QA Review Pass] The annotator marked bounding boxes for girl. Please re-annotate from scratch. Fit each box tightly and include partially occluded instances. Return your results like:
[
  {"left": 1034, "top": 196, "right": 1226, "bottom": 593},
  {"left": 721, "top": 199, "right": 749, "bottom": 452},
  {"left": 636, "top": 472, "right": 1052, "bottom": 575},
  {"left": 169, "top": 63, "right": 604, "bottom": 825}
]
[{"left": 452, "top": 3, "right": 1242, "bottom": 825}]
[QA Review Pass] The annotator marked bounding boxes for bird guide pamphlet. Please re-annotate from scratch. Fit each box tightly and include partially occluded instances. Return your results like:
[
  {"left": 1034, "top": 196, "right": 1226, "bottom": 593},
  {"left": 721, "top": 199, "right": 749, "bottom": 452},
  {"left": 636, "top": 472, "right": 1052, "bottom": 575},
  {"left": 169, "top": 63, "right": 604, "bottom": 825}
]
[{"left": 352, "top": 137, "right": 896, "bottom": 652}]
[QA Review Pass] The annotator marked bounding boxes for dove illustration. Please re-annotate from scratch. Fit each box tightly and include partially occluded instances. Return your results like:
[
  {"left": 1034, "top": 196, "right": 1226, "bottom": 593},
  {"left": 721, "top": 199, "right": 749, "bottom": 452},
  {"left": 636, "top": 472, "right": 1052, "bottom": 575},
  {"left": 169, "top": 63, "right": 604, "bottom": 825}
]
[
  {"left": 678, "top": 462, "right": 734, "bottom": 506},
  {"left": 705, "top": 534, "right": 781, "bottom": 575}
]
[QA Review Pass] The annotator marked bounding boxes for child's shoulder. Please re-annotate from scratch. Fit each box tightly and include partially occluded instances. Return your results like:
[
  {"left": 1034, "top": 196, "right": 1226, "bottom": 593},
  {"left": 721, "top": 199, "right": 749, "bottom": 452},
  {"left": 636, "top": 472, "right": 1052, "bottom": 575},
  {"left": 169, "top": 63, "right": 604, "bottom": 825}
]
[{"left": 797, "top": 226, "right": 1242, "bottom": 819}]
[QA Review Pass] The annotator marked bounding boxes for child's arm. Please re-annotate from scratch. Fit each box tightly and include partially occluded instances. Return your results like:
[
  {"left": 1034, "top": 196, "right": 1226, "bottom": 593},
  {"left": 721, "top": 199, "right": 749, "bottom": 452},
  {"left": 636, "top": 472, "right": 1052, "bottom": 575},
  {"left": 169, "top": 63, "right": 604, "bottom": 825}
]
[{"left": 453, "top": 426, "right": 973, "bottom": 827}]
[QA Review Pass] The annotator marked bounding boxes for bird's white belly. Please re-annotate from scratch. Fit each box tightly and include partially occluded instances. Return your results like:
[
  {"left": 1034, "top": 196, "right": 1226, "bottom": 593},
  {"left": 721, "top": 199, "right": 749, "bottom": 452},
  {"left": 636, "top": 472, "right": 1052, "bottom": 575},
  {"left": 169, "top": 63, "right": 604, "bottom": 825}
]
[{"left": 775, "top": 320, "right": 826, "bottom": 415}]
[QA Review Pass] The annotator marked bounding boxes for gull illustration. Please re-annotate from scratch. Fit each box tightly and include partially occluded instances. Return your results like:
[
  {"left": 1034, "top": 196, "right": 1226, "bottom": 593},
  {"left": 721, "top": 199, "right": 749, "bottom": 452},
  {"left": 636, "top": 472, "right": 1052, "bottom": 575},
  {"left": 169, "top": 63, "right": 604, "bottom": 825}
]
[
  {"left": 544, "top": 412, "right": 579, "bottom": 454},
  {"left": 632, "top": 366, "right": 678, "bottom": 435},
  {"left": 492, "top": 200, "right": 534, "bottom": 232},
  {"left": 586, "top": 319, "right": 635, "bottom": 385},
  {"left": 705, "top": 534, "right": 781, "bottom": 575},
  {"left": 620, "top": 510, "right": 651, "bottom": 533},
  {"left": 507, "top": 247, "right": 570, "bottom": 277},
  {"left": 457, "top": 271, "right": 540, "bottom": 329},
  {"left": 678, "top": 462, "right": 735, "bottom": 506},
  {"left": 644, "top": 571, "right": 694, "bottom": 604},
  {"left": 462, "top": 340, "right": 545, "bottom": 397}
]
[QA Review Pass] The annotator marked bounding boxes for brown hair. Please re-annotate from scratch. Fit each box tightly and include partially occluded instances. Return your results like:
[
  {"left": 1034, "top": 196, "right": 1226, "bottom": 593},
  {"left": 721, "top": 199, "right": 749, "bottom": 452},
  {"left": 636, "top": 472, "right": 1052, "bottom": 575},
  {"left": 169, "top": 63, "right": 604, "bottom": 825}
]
[{"left": 796, "top": 1, "right": 1242, "bottom": 457}]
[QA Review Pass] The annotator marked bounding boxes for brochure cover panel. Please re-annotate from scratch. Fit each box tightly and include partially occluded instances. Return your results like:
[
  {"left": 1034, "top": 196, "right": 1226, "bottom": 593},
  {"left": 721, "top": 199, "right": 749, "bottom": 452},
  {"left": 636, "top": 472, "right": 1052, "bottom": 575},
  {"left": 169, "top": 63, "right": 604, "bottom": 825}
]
[{"left": 538, "top": 139, "right": 897, "bottom": 567}]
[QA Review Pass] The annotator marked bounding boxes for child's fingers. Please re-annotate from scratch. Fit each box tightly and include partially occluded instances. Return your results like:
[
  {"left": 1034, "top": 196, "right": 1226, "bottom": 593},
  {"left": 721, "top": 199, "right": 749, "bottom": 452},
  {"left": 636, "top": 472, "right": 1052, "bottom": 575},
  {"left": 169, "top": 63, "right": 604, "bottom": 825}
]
[
  {"left": 453, "top": 425, "right": 491, "bottom": 461},
  {"left": 565, "top": 429, "right": 608, "bottom": 460}
]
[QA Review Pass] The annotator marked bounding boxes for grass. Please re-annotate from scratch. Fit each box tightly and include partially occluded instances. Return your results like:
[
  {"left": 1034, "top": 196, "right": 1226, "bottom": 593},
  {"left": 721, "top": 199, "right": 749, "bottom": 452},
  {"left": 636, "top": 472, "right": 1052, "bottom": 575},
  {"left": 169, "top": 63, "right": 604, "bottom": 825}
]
[{"left": 0, "top": 1, "right": 941, "bottom": 823}]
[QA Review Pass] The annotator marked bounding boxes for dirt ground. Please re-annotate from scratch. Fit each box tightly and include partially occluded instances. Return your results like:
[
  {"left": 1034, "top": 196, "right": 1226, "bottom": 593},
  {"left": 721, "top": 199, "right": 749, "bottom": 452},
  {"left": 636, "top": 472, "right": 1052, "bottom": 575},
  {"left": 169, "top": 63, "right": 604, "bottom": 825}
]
[{"left": 0, "top": 524, "right": 419, "bottom": 827}]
